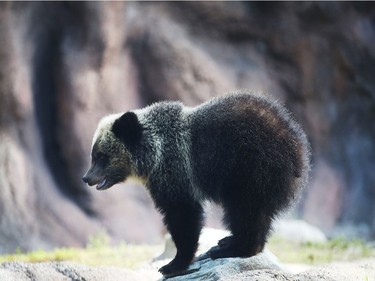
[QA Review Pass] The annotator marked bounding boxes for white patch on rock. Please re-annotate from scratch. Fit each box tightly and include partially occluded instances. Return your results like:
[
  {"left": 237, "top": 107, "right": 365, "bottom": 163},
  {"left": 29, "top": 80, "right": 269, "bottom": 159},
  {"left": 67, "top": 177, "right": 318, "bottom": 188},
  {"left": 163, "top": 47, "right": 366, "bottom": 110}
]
[
  {"left": 154, "top": 227, "right": 231, "bottom": 261},
  {"left": 272, "top": 219, "right": 327, "bottom": 243}
]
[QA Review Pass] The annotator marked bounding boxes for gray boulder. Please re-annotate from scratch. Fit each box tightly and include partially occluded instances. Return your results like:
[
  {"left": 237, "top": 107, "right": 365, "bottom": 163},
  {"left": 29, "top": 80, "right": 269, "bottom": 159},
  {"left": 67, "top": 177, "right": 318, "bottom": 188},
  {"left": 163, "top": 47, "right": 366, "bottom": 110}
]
[
  {"left": 152, "top": 227, "right": 286, "bottom": 280},
  {"left": 0, "top": 261, "right": 160, "bottom": 281},
  {"left": 157, "top": 249, "right": 286, "bottom": 281},
  {"left": 2, "top": 258, "right": 375, "bottom": 281},
  {"left": 154, "top": 228, "right": 231, "bottom": 261},
  {"left": 273, "top": 219, "right": 327, "bottom": 243}
]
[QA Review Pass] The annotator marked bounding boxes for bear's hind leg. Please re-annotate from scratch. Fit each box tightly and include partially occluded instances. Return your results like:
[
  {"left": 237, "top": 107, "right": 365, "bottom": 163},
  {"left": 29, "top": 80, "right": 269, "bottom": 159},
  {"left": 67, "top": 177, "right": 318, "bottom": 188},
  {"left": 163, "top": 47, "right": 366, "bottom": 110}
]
[
  {"left": 158, "top": 200, "right": 204, "bottom": 276},
  {"left": 210, "top": 203, "right": 272, "bottom": 260}
]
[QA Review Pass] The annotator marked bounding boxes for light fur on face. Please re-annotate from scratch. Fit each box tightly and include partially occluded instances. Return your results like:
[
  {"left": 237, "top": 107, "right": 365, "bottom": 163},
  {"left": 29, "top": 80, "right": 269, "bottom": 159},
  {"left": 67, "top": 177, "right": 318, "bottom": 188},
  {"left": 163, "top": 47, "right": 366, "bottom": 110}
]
[{"left": 91, "top": 113, "right": 123, "bottom": 151}]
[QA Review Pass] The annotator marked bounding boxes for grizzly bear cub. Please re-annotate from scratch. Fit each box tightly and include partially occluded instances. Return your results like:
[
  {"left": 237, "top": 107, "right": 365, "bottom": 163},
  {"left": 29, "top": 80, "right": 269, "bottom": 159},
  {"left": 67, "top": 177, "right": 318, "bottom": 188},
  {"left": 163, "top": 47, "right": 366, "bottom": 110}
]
[{"left": 83, "top": 90, "right": 310, "bottom": 276}]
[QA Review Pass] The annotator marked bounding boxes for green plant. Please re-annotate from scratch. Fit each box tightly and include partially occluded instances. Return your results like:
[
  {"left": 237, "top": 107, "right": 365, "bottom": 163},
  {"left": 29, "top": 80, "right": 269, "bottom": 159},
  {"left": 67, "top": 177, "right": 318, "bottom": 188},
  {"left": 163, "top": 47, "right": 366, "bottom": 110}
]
[
  {"left": 268, "top": 236, "right": 374, "bottom": 264},
  {"left": 86, "top": 229, "right": 111, "bottom": 250}
]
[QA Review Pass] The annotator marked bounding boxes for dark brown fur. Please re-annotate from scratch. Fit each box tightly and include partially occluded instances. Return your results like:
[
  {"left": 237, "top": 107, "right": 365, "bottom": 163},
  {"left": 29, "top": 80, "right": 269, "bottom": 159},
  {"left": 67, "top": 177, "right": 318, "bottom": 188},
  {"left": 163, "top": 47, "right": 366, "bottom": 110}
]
[{"left": 83, "top": 90, "right": 311, "bottom": 276}]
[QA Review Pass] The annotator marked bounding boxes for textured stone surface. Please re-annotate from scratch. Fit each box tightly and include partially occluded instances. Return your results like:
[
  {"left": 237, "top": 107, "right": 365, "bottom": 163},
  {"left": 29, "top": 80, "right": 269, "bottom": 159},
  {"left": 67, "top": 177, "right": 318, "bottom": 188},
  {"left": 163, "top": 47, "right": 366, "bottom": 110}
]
[
  {"left": 273, "top": 220, "right": 327, "bottom": 243},
  {"left": 158, "top": 250, "right": 285, "bottom": 281},
  {"left": 0, "top": 1, "right": 374, "bottom": 253},
  {"left": 1, "top": 258, "right": 374, "bottom": 281},
  {"left": 0, "top": 262, "right": 160, "bottom": 281}
]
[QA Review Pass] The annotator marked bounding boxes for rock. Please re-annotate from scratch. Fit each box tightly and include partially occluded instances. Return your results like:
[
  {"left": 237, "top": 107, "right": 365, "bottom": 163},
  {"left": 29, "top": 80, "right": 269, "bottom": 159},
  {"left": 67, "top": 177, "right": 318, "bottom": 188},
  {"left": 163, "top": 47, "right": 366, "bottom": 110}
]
[
  {"left": 2, "top": 258, "right": 375, "bottom": 281},
  {"left": 195, "top": 228, "right": 231, "bottom": 255},
  {"left": 0, "top": 261, "right": 160, "bottom": 281},
  {"left": 330, "top": 223, "right": 372, "bottom": 240},
  {"left": 158, "top": 250, "right": 285, "bottom": 281},
  {"left": 153, "top": 227, "right": 287, "bottom": 280},
  {"left": 296, "top": 258, "right": 375, "bottom": 281},
  {"left": 272, "top": 219, "right": 327, "bottom": 243},
  {"left": 154, "top": 228, "right": 231, "bottom": 261},
  {"left": 0, "top": 2, "right": 164, "bottom": 253},
  {"left": 153, "top": 234, "right": 177, "bottom": 262}
]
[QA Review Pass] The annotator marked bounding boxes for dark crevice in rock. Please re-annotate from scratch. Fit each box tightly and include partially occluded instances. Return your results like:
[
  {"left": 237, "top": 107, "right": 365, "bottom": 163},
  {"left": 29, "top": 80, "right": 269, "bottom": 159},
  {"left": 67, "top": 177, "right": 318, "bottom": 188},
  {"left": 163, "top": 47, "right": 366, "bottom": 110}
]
[
  {"left": 52, "top": 264, "right": 86, "bottom": 281},
  {"left": 29, "top": 3, "right": 94, "bottom": 216},
  {"left": 128, "top": 36, "right": 165, "bottom": 106}
]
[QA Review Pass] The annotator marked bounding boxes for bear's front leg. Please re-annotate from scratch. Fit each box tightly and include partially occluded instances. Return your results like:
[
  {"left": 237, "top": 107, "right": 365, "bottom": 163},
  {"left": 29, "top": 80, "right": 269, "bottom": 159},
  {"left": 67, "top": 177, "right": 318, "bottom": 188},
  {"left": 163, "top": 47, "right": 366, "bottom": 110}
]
[{"left": 158, "top": 200, "right": 204, "bottom": 276}]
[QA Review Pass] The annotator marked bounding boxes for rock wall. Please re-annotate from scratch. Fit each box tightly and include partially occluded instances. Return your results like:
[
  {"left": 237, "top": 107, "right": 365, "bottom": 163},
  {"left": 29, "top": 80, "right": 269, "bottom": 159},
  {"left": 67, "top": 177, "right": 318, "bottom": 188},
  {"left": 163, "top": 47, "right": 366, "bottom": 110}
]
[{"left": 0, "top": 2, "right": 374, "bottom": 253}]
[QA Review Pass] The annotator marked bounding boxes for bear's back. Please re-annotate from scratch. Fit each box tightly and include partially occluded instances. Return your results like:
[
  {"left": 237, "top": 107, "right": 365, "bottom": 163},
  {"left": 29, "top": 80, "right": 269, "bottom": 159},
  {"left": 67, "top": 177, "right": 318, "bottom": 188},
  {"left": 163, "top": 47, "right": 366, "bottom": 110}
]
[{"left": 189, "top": 92, "right": 309, "bottom": 204}]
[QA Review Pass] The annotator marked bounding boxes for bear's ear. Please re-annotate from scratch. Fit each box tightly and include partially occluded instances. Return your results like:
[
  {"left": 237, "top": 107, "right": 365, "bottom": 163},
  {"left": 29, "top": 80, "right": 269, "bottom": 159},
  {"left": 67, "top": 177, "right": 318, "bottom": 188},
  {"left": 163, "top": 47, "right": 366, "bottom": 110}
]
[{"left": 112, "top": 112, "right": 143, "bottom": 146}]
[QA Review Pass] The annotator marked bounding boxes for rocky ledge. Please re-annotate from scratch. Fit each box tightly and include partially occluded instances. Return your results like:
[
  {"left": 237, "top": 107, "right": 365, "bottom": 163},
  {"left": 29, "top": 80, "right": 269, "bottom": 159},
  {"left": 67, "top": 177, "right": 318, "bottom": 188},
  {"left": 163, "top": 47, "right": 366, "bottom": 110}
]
[{"left": 1, "top": 256, "right": 374, "bottom": 281}]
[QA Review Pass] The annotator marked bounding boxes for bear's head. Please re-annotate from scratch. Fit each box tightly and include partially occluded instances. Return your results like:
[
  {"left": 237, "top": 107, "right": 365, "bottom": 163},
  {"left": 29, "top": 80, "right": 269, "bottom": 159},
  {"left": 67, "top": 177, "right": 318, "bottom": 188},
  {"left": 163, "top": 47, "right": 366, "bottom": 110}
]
[{"left": 82, "top": 112, "right": 142, "bottom": 190}]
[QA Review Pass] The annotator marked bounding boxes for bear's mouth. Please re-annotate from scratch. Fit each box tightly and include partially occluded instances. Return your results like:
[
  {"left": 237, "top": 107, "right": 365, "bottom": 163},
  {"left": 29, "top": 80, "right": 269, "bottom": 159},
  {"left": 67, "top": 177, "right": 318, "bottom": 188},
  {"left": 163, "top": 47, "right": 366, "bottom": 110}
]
[{"left": 96, "top": 177, "right": 110, "bottom": 190}]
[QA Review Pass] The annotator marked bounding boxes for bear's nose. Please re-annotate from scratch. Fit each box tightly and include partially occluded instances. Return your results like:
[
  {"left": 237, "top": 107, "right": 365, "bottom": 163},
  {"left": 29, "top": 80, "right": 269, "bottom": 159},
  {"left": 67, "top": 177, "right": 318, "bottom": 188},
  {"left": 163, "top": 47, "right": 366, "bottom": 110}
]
[{"left": 82, "top": 175, "right": 89, "bottom": 183}]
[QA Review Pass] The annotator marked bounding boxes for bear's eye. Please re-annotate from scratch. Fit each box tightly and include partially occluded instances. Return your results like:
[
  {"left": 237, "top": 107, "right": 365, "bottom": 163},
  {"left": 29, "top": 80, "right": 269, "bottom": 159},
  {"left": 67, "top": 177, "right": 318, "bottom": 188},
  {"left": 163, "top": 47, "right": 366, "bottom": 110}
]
[{"left": 92, "top": 152, "right": 106, "bottom": 162}]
